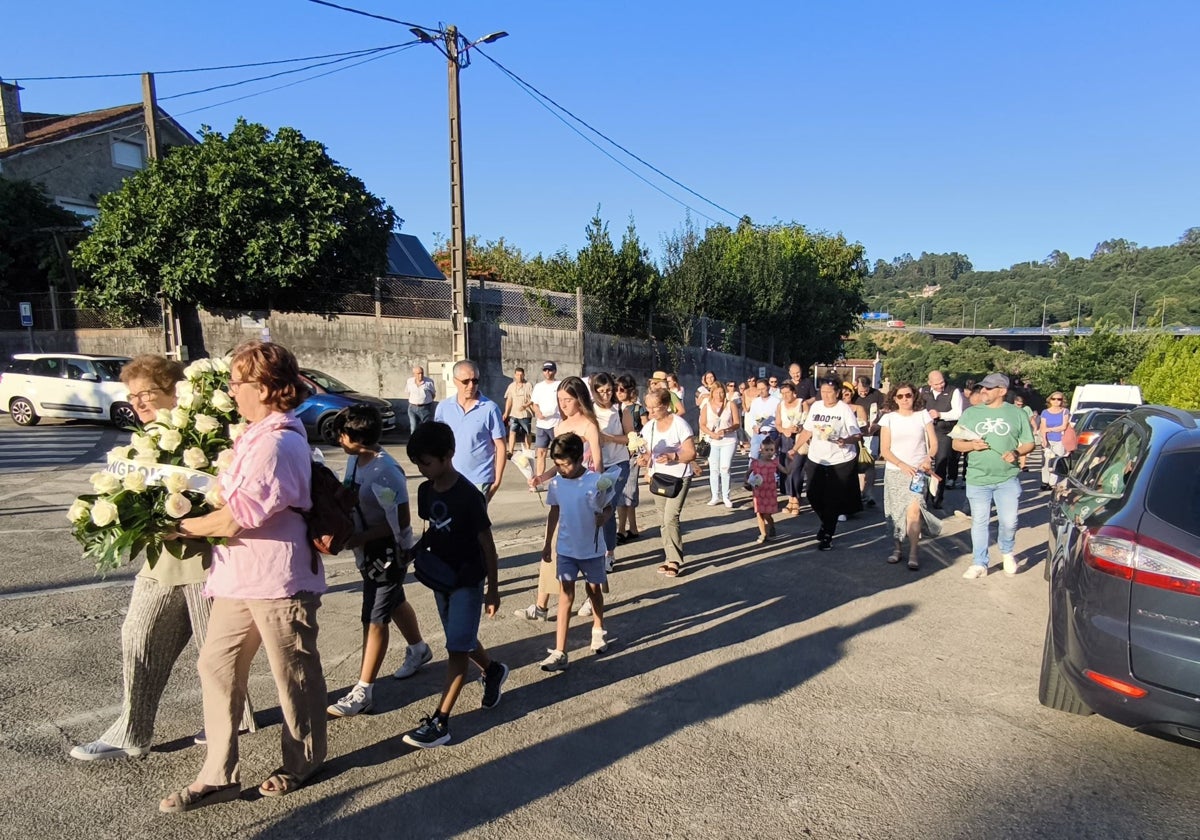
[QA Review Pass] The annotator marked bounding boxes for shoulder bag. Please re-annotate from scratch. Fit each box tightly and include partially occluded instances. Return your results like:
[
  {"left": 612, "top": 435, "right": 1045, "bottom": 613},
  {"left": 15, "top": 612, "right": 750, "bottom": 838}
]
[{"left": 647, "top": 422, "right": 685, "bottom": 498}]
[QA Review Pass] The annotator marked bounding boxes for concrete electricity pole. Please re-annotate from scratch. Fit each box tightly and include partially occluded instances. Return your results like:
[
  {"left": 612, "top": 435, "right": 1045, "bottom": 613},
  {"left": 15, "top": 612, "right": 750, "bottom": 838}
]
[
  {"left": 142, "top": 72, "right": 178, "bottom": 357},
  {"left": 412, "top": 25, "right": 507, "bottom": 364}
]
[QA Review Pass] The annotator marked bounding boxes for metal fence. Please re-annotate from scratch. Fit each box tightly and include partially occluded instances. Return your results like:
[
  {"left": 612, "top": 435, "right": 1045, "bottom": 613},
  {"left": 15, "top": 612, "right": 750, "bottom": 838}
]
[{"left": 0, "top": 291, "right": 162, "bottom": 331}]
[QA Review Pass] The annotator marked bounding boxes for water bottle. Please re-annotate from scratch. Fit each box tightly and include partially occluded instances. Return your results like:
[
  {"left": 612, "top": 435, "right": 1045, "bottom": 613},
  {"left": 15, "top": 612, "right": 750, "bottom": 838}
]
[{"left": 909, "top": 470, "right": 929, "bottom": 494}]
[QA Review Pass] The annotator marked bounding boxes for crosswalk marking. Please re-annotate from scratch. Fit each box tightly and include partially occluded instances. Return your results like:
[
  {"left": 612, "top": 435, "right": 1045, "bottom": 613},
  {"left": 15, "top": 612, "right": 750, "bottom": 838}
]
[{"left": 0, "top": 427, "right": 112, "bottom": 472}]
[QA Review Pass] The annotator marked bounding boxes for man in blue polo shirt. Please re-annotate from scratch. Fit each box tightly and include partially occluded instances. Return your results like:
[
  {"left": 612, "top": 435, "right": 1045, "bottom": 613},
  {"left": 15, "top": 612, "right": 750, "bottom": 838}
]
[{"left": 434, "top": 360, "right": 507, "bottom": 503}]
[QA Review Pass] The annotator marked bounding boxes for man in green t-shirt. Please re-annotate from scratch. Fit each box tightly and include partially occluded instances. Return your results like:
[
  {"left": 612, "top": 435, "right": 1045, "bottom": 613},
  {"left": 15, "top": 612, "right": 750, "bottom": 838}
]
[{"left": 952, "top": 373, "right": 1035, "bottom": 580}]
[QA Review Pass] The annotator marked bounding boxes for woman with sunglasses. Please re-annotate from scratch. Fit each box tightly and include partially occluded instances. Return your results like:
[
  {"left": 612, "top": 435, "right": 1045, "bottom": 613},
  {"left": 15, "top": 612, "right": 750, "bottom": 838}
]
[
  {"left": 878, "top": 383, "right": 942, "bottom": 569},
  {"left": 1038, "top": 392, "right": 1070, "bottom": 490}
]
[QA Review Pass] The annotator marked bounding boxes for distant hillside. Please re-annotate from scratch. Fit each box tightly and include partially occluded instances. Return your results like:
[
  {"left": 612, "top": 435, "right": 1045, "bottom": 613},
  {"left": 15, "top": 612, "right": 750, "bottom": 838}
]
[{"left": 864, "top": 229, "right": 1200, "bottom": 329}]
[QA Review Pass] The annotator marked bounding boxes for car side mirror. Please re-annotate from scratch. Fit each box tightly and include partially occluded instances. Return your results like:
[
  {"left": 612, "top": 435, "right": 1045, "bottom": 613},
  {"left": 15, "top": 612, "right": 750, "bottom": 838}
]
[
  {"left": 80, "top": 372, "right": 100, "bottom": 382},
  {"left": 1054, "top": 458, "right": 1071, "bottom": 477}
]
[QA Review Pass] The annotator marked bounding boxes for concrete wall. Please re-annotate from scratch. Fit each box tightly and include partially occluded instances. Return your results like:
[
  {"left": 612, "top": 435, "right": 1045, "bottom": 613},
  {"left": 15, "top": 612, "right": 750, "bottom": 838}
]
[{"left": 0, "top": 327, "right": 161, "bottom": 359}]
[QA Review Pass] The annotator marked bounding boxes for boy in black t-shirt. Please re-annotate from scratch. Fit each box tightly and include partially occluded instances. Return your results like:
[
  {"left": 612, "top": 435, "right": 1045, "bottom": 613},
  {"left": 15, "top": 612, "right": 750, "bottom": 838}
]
[{"left": 403, "top": 422, "right": 506, "bottom": 748}]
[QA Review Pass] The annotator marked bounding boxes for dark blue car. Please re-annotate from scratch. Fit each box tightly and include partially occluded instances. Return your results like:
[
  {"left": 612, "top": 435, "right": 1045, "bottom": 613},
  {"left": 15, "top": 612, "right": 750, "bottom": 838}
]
[
  {"left": 1041, "top": 406, "right": 1200, "bottom": 745},
  {"left": 296, "top": 369, "right": 396, "bottom": 443}
]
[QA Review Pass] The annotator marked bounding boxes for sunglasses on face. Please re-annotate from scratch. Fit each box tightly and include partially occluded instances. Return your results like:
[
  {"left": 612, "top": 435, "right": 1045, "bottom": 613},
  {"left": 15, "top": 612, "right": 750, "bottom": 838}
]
[
  {"left": 895, "top": 393, "right": 914, "bottom": 399},
  {"left": 457, "top": 377, "right": 480, "bottom": 385},
  {"left": 1049, "top": 397, "right": 1063, "bottom": 402}
]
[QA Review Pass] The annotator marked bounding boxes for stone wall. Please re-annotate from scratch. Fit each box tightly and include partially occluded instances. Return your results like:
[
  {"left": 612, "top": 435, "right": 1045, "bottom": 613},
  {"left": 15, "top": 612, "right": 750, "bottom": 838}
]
[{"left": 0, "top": 328, "right": 161, "bottom": 359}]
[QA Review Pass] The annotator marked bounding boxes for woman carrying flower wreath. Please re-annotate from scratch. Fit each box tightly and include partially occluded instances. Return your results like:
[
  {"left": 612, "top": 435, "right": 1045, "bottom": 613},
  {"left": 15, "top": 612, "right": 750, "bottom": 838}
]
[
  {"left": 159, "top": 341, "right": 327, "bottom": 813},
  {"left": 70, "top": 355, "right": 255, "bottom": 762}
]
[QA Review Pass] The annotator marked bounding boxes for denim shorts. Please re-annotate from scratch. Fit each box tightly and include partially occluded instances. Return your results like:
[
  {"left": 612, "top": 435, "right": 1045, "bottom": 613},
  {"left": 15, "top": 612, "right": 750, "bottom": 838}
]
[
  {"left": 509, "top": 416, "right": 532, "bottom": 436},
  {"left": 557, "top": 554, "right": 607, "bottom": 585},
  {"left": 535, "top": 426, "right": 556, "bottom": 449},
  {"left": 433, "top": 581, "right": 484, "bottom": 653}
]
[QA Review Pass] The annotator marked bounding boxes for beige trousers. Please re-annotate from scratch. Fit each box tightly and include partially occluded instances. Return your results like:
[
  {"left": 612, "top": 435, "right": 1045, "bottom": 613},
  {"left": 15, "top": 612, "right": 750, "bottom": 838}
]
[{"left": 196, "top": 593, "right": 327, "bottom": 787}]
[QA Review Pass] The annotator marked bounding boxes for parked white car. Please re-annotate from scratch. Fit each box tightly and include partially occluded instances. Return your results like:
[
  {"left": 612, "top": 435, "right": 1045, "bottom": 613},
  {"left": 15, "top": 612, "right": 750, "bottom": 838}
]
[
  {"left": 1068, "top": 384, "right": 1143, "bottom": 417},
  {"left": 0, "top": 353, "right": 135, "bottom": 427}
]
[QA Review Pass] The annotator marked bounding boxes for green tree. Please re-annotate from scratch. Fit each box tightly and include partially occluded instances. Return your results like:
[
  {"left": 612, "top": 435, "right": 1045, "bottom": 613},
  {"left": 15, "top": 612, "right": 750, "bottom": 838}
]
[
  {"left": 0, "top": 179, "right": 84, "bottom": 298},
  {"left": 574, "top": 212, "right": 659, "bottom": 335},
  {"left": 1132, "top": 335, "right": 1200, "bottom": 409},
  {"left": 73, "top": 119, "right": 396, "bottom": 321},
  {"left": 1027, "top": 330, "right": 1152, "bottom": 396}
]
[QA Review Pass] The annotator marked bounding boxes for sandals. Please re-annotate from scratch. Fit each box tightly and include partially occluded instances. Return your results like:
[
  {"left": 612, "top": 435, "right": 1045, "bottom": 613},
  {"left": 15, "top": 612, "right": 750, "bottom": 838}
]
[
  {"left": 908, "top": 556, "right": 920, "bottom": 571},
  {"left": 657, "top": 562, "right": 682, "bottom": 578},
  {"left": 887, "top": 543, "right": 903, "bottom": 564},
  {"left": 259, "top": 772, "right": 304, "bottom": 798},
  {"left": 787, "top": 500, "right": 801, "bottom": 516},
  {"left": 159, "top": 783, "right": 240, "bottom": 813}
]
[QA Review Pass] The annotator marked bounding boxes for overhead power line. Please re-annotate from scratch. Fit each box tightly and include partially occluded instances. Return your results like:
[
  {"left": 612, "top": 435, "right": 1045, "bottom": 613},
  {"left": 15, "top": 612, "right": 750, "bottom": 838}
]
[
  {"left": 305, "top": 0, "right": 434, "bottom": 31},
  {"left": 474, "top": 47, "right": 742, "bottom": 224},
  {"left": 6, "top": 43, "right": 409, "bottom": 82}
]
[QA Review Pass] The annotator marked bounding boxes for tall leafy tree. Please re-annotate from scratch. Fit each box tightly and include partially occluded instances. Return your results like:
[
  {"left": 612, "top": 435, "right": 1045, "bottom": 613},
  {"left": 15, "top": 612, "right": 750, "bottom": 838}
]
[
  {"left": 73, "top": 119, "right": 396, "bottom": 321},
  {"left": 0, "top": 179, "right": 83, "bottom": 298}
]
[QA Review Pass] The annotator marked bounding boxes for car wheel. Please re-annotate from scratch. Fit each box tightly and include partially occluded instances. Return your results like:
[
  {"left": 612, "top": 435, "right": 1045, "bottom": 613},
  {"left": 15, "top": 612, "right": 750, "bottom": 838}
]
[
  {"left": 9, "top": 397, "right": 39, "bottom": 427},
  {"left": 318, "top": 413, "right": 340, "bottom": 444},
  {"left": 1038, "top": 618, "right": 1092, "bottom": 715},
  {"left": 110, "top": 402, "right": 138, "bottom": 429}
]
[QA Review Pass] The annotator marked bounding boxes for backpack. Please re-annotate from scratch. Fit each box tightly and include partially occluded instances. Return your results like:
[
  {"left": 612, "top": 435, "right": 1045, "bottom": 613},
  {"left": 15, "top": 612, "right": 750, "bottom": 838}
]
[{"left": 286, "top": 431, "right": 357, "bottom": 570}]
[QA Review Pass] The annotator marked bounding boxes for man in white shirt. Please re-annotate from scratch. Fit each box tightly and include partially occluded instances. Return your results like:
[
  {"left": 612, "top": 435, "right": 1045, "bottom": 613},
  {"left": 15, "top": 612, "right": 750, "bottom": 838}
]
[
  {"left": 920, "top": 369, "right": 964, "bottom": 507},
  {"left": 405, "top": 365, "right": 436, "bottom": 433},
  {"left": 747, "top": 380, "right": 781, "bottom": 459},
  {"left": 530, "top": 361, "right": 562, "bottom": 478}
]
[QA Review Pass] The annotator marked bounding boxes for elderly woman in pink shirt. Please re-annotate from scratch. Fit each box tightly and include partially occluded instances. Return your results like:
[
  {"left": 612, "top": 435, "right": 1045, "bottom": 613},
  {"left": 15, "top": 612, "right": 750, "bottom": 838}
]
[{"left": 160, "top": 341, "right": 327, "bottom": 814}]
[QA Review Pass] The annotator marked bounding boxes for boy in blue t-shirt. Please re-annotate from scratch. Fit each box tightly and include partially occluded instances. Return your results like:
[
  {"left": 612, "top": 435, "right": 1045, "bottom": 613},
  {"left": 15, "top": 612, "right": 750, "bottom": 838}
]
[
  {"left": 539, "top": 433, "right": 613, "bottom": 672},
  {"left": 403, "top": 422, "right": 507, "bottom": 748}
]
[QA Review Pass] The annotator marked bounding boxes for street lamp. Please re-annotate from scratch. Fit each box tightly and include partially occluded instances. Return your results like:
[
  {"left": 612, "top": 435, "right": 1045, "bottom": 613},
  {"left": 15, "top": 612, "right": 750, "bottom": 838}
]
[
  {"left": 411, "top": 25, "right": 509, "bottom": 363},
  {"left": 1131, "top": 288, "right": 1140, "bottom": 332},
  {"left": 972, "top": 300, "right": 980, "bottom": 334},
  {"left": 1041, "top": 295, "right": 1050, "bottom": 334}
]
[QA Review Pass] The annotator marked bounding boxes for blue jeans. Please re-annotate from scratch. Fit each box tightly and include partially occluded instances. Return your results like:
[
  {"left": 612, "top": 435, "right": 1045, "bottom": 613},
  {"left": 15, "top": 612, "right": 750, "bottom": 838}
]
[
  {"left": 602, "top": 460, "right": 632, "bottom": 552},
  {"left": 964, "top": 476, "right": 1021, "bottom": 567},
  {"left": 433, "top": 582, "right": 484, "bottom": 653},
  {"left": 408, "top": 403, "right": 434, "bottom": 433}
]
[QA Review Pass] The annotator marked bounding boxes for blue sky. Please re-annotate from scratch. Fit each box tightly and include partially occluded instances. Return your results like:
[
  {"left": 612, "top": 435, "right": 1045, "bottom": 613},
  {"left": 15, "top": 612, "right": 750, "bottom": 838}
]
[{"left": 4, "top": 1, "right": 1197, "bottom": 271}]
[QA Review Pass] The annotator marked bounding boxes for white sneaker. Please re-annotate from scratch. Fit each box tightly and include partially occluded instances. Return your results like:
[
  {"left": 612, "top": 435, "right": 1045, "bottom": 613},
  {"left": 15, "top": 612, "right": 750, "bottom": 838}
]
[
  {"left": 604, "top": 553, "right": 614, "bottom": 573},
  {"left": 962, "top": 564, "right": 988, "bottom": 580},
  {"left": 393, "top": 642, "right": 433, "bottom": 679},
  {"left": 514, "top": 603, "right": 548, "bottom": 621},
  {"left": 837, "top": 514, "right": 848, "bottom": 522},
  {"left": 706, "top": 497, "right": 721, "bottom": 506},
  {"left": 578, "top": 598, "right": 594, "bottom": 618},
  {"left": 540, "top": 649, "right": 569, "bottom": 672},
  {"left": 723, "top": 498, "right": 734, "bottom": 509},
  {"left": 1002, "top": 553, "right": 1021, "bottom": 576},
  {"left": 69, "top": 740, "right": 147, "bottom": 761},
  {"left": 591, "top": 628, "right": 610, "bottom": 653},
  {"left": 327, "top": 684, "right": 373, "bottom": 717}
]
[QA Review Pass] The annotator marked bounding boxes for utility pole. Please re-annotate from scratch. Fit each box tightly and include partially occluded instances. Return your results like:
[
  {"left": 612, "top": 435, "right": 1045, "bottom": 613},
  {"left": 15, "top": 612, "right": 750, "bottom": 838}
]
[
  {"left": 412, "top": 25, "right": 507, "bottom": 365},
  {"left": 142, "top": 72, "right": 176, "bottom": 357},
  {"left": 1131, "top": 288, "right": 1140, "bottom": 332}
]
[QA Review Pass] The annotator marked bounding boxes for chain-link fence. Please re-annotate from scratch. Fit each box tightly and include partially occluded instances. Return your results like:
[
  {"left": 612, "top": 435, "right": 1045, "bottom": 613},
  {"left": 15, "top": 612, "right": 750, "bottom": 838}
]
[{"left": 0, "top": 291, "right": 162, "bottom": 331}]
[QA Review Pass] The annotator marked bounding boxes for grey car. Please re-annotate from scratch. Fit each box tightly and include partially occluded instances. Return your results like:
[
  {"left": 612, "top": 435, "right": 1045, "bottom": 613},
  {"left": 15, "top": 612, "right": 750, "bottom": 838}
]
[{"left": 1041, "top": 406, "right": 1200, "bottom": 745}]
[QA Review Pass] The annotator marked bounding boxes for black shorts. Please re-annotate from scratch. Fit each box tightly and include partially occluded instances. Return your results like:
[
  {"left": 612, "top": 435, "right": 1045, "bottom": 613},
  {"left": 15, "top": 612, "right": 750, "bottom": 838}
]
[{"left": 361, "top": 573, "right": 405, "bottom": 624}]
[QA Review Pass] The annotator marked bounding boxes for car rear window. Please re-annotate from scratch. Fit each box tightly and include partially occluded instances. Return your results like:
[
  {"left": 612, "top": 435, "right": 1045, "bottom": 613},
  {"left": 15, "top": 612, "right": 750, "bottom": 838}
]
[{"left": 1145, "top": 451, "right": 1200, "bottom": 540}]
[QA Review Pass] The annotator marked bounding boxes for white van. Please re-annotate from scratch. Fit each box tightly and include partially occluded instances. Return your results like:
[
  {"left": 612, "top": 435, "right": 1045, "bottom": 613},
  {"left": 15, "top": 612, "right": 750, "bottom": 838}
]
[{"left": 1069, "top": 384, "right": 1142, "bottom": 417}]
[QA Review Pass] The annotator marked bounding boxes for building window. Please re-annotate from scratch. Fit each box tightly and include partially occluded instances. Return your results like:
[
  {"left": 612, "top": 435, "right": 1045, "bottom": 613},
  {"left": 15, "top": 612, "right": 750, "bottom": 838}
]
[
  {"left": 56, "top": 200, "right": 100, "bottom": 225},
  {"left": 111, "top": 139, "right": 145, "bottom": 170}
]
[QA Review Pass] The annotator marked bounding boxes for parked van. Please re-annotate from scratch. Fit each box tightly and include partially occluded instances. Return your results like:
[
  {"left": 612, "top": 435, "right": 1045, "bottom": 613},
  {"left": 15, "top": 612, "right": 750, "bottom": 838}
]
[{"left": 1068, "top": 384, "right": 1142, "bottom": 417}]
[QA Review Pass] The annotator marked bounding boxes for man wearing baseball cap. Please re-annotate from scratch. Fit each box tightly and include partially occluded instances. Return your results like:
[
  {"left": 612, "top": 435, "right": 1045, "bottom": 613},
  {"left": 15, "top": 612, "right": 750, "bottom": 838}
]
[
  {"left": 952, "top": 372, "right": 1035, "bottom": 580},
  {"left": 530, "top": 362, "right": 562, "bottom": 479},
  {"left": 648, "top": 371, "right": 686, "bottom": 417}
]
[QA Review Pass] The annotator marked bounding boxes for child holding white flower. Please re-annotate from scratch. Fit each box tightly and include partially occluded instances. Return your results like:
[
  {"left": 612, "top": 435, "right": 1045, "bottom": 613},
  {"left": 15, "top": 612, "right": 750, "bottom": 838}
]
[
  {"left": 539, "top": 433, "right": 613, "bottom": 672},
  {"left": 748, "top": 436, "right": 786, "bottom": 544},
  {"left": 326, "top": 405, "right": 432, "bottom": 719}
]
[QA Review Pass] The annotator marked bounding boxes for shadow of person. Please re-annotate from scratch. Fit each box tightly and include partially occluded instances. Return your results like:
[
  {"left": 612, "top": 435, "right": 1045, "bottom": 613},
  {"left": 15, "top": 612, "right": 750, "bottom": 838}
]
[{"left": 252, "top": 602, "right": 913, "bottom": 839}]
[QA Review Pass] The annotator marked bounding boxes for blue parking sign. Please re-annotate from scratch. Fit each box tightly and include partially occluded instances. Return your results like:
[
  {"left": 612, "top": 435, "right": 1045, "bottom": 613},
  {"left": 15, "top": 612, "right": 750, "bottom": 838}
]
[{"left": 18, "top": 302, "right": 32, "bottom": 328}]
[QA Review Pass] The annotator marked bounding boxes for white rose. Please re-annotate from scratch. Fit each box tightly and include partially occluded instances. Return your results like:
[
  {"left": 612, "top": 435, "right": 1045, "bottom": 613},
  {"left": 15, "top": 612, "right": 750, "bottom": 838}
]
[
  {"left": 182, "top": 447, "right": 209, "bottom": 470},
  {"left": 204, "top": 486, "right": 225, "bottom": 508},
  {"left": 107, "top": 445, "right": 132, "bottom": 463},
  {"left": 184, "top": 359, "right": 212, "bottom": 378},
  {"left": 164, "top": 492, "right": 193, "bottom": 519},
  {"left": 134, "top": 451, "right": 160, "bottom": 466},
  {"left": 162, "top": 471, "right": 190, "bottom": 494},
  {"left": 175, "top": 380, "right": 194, "bottom": 400},
  {"left": 214, "top": 448, "right": 235, "bottom": 471},
  {"left": 90, "top": 471, "right": 122, "bottom": 495},
  {"left": 170, "top": 407, "right": 190, "bottom": 427},
  {"left": 209, "top": 390, "right": 235, "bottom": 413},
  {"left": 122, "top": 471, "right": 147, "bottom": 493},
  {"left": 143, "top": 425, "right": 163, "bottom": 438},
  {"left": 194, "top": 414, "right": 221, "bottom": 435},
  {"left": 67, "top": 499, "right": 92, "bottom": 523},
  {"left": 90, "top": 499, "right": 119, "bottom": 527},
  {"left": 228, "top": 423, "right": 247, "bottom": 442},
  {"left": 211, "top": 357, "right": 231, "bottom": 374},
  {"left": 158, "top": 428, "right": 183, "bottom": 452},
  {"left": 154, "top": 408, "right": 173, "bottom": 425},
  {"left": 176, "top": 392, "right": 196, "bottom": 410}
]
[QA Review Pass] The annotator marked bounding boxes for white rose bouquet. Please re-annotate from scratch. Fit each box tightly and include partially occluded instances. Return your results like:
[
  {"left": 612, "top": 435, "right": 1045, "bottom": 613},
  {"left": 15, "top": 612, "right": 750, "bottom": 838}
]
[
  {"left": 585, "top": 467, "right": 622, "bottom": 550},
  {"left": 69, "top": 357, "right": 241, "bottom": 575}
]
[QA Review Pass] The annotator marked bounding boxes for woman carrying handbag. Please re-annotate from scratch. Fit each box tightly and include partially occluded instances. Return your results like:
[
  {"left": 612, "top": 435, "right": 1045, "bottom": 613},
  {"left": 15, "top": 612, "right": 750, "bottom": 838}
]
[{"left": 638, "top": 389, "right": 697, "bottom": 578}]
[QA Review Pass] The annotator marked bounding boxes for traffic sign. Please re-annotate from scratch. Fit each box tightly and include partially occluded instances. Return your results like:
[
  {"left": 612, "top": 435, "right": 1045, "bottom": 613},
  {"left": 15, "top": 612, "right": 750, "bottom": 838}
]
[
  {"left": 863, "top": 311, "right": 890, "bottom": 321},
  {"left": 18, "top": 302, "right": 32, "bottom": 328}
]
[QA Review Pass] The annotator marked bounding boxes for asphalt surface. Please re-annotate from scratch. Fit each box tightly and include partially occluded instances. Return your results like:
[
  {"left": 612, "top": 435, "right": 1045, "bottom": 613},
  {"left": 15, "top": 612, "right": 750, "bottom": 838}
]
[{"left": 0, "top": 421, "right": 1197, "bottom": 840}]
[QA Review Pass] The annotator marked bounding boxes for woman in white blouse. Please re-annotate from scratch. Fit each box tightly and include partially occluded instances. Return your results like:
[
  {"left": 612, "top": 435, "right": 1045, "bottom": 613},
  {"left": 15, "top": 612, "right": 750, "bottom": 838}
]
[{"left": 637, "top": 389, "right": 696, "bottom": 578}]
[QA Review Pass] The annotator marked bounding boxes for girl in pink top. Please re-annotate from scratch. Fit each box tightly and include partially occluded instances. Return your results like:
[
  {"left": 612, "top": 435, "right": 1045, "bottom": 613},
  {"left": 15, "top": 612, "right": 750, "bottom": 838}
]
[{"left": 160, "top": 341, "right": 327, "bottom": 814}]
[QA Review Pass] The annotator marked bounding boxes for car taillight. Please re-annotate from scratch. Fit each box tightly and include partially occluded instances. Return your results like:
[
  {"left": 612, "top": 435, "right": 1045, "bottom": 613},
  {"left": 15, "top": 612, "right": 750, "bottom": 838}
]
[
  {"left": 1077, "top": 431, "right": 1099, "bottom": 446},
  {"left": 1084, "top": 526, "right": 1200, "bottom": 596}
]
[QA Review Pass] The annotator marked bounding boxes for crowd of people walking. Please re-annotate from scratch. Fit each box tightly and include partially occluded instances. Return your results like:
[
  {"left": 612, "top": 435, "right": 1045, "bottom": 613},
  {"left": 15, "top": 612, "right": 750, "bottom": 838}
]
[{"left": 67, "top": 344, "right": 1066, "bottom": 814}]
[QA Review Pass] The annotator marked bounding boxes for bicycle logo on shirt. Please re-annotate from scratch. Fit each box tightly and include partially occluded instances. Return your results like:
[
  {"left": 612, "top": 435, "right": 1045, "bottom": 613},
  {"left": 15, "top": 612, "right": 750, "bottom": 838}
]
[{"left": 973, "top": 418, "right": 1012, "bottom": 437}]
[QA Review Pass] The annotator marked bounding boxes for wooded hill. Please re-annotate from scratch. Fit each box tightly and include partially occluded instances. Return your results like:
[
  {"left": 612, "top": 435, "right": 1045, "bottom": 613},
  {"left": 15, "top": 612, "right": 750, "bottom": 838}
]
[{"left": 865, "top": 229, "right": 1200, "bottom": 330}]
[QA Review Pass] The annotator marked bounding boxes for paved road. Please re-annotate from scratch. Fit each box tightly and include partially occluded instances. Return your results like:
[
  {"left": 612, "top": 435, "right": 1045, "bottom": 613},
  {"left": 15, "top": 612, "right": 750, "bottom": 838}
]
[{"left": 0, "top": 442, "right": 1197, "bottom": 839}]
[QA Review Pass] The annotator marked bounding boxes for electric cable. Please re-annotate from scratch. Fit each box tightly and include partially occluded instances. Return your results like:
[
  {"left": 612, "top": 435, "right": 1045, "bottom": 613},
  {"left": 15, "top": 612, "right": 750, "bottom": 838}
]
[{"left": 305, "top": 0, "right": 435, "bottom": 31}]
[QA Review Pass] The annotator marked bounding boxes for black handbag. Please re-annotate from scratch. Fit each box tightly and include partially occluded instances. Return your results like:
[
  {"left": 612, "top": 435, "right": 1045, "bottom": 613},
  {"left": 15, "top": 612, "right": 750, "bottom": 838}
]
[
  {"left": 412, "top": 543, "right": 458, "bottom": 593},
  {"left": 650, "top": 472, "right": 685, "bottom": 499}
]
